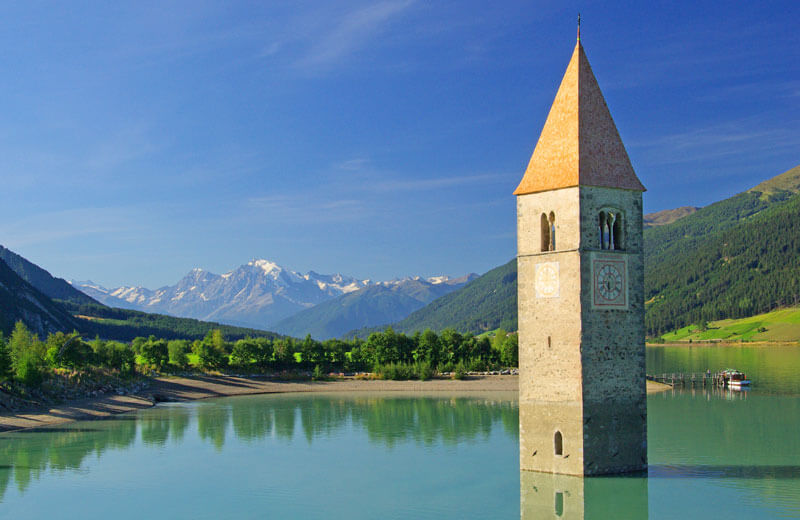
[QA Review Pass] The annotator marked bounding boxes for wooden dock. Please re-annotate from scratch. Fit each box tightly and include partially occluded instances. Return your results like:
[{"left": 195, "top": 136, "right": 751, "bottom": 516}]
[{"left": 646, "top": 371, "right": 748, "bottom": 388}]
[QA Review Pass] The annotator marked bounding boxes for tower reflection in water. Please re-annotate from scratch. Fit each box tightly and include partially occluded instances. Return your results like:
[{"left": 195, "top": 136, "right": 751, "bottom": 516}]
[{"left": 521, "top": 471, "right": 648, "bottom": 519}]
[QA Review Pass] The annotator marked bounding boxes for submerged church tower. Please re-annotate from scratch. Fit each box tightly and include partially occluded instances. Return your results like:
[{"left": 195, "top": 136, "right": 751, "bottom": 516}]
[{"left": 516, "top": 36, "right": 647, "bottom": 476}]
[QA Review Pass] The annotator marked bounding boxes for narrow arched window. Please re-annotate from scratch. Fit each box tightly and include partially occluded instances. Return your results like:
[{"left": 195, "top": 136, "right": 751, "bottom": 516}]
[
  {"left": 555, "top": 491, "right": 564, "bottom": 517},
  {"left": 549, "top": 212, "right": 556, "bottom": 251},
  {"left": 598, "top": 212, "right": 606, "bottom": 249},
  {"left": 613, "top": 213, "right": 624, "bottom": 250},
  {"left": 554, "top": 430, "right": 563, "bottom": 456},
  {"left": 541, "top": 213, "right": 550, "bottom": 252},
  {"left": 607, "top": 212, "right": 616, "bottom": 249},
  {"left": 599, "top": 209, "right": 625, "bottom": 250}
]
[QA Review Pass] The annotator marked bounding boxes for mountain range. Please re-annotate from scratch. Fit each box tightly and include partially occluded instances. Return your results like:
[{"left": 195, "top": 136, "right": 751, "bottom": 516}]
[
  {"left": 272, "top": 274, "right": 476, "bottom": 339},
  {"left": 72, "top": 260, "right": 474, "bottom": 332}
]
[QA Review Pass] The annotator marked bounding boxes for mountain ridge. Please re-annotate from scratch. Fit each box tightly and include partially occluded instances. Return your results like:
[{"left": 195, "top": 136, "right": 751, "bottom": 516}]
[{"left": 72, "top": 260, "right": 473, "bottom": 331}]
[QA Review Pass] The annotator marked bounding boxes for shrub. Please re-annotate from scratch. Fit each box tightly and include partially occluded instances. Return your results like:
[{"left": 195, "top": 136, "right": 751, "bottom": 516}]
[
  {"left": 312, "top": 364, "right": 327, "bottom": 381},
  {"left": 452, "top": 361, "right": 467, "bottom": 380},
  {"left": 414, "top": 361, "right": 434, "bottom": 381},
  {"left": 15, "top": 351, "right": 43, "bottom": 386}
]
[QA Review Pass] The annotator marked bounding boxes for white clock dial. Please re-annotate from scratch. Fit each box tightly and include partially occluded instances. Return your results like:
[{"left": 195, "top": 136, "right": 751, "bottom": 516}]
[{"left": 535, "top": 262, "right": 559, "bottom": 298}]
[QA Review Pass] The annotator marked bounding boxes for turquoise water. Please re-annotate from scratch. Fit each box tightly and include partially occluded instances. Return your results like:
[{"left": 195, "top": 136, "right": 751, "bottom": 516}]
[{"left": 1, "top": 345, "right": 799, "bottom": 519}]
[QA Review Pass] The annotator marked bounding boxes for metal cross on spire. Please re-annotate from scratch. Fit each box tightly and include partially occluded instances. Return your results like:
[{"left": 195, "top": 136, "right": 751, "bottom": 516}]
[{"left": 577, "top": 12, "right": 581, "bottom": 41}]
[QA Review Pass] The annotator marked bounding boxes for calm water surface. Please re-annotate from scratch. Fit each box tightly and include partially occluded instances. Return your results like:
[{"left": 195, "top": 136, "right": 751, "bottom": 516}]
[{"left": 0, "top": 345, "right": 798, "bottom": 519}]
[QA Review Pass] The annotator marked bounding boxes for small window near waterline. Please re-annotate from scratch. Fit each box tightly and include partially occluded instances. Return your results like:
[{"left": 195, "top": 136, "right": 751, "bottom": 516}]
[
  {"left": 555, "top": 491, "right": 564, "bottom": 517},
  {"left": 554, "top": 430, "right": 563, "bottom": 456}
]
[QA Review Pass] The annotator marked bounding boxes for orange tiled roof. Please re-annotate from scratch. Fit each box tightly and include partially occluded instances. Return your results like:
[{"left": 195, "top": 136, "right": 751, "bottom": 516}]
[{"left": 514, "top": 41, "right": 645, "bottom": 195}]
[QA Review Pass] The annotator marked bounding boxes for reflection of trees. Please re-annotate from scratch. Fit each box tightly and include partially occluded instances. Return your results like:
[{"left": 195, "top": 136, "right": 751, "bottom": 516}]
[
  {"left": 231, "top": 399, "right": 273, "bottom": 442},
  {"left": 0, "top": 420, "right": 137, "bottom": 499},
  {"left": 208, "top": 394, "right": 518, "bottom": 449},
  {"left": 196, "top": 403, "right": 230, "bottom": 451},
  {"left": 0, "top": 394, "right": 517, "bottom": 500},
  {"left": 140, "top": 407, "right": 191, "bottom": 446}
]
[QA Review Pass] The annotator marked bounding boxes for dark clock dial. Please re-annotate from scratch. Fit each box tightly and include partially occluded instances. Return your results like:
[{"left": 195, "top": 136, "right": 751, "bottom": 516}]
[{"left": 596, "top": 264, "right": 622, "bottom": 301}]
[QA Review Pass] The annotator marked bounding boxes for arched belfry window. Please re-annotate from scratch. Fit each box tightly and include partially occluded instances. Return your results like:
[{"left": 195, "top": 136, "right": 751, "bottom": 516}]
[
  {"left": 599, "top": 209, "right": 624, "bottom": 250},
  {"left": 554, "top": 430, "right": 563, "bottom": 456}
]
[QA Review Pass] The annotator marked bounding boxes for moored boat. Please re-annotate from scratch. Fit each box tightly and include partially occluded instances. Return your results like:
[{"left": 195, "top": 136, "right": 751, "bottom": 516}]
[{"left": 722, "top": 369, "right": 751, "bottom": 388}]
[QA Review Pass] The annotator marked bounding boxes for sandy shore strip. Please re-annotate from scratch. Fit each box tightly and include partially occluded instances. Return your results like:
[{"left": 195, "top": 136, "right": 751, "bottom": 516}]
[{"left": 0, "top": 375, "right": 671, "bottom": 433}]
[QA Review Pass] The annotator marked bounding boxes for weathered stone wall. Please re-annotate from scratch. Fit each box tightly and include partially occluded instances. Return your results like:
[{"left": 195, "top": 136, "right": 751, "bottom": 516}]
[
  {"left": 578, "top": 186, "right": 646, "bottom": 474},
  {"left": 517, "top": 186, "right": 646, "bottom": 475}
]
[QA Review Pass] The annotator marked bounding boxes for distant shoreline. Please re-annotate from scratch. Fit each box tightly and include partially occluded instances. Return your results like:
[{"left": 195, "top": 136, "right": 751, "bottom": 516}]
[
  {"left": 647, "top": 341, "right": 800, "bottom": 347},
  {"left": 0, "top": 375, "right": 670, "bottom": 434}
]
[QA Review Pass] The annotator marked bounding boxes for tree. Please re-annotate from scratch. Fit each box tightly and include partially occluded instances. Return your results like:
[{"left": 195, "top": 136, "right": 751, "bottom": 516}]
[
  {"left": 415, "top": 329, "right": 442, "bottom": 366},
  {"left": 500, "top": 334, "right": 518, "bottom": 367},
  {"left": 141, "top": 337, "right": 169, "bottom": 369},
  {"left": 0, "top": 332, "right": 12, "bottom": 380},
  {"left": 168, "top": 340, "right": 190, "bottom": 368},
  {"left": 45, "top": 332, "right": 93, "bottom": 369},
  {"left": 300, "top": 334, "right": 324, "bottom": 368},
  {"left": 9, "top": 321, "right": 45, "bottom": 385},
  {"left": 194, "top": 332, "right": 227, "bottom": 370},
  {"left": 231, "top": 338, "right": 260, "bottom": 367}
]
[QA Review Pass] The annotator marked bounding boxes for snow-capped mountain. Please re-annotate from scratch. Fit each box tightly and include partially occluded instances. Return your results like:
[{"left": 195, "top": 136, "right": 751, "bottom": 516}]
[{"left": 72, "top": 259, "right": 470, "bottom": 330}]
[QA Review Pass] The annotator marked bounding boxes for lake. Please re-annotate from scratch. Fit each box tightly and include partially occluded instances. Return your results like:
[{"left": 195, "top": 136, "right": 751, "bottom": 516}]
[{"left": 1, "top": 345, "right": 799, "bottom": 519}]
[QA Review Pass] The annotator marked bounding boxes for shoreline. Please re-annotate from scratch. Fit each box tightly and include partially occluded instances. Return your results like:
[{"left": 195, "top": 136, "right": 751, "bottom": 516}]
[{"left": 0, "top": 375, "right": 671, "bottom": 434}]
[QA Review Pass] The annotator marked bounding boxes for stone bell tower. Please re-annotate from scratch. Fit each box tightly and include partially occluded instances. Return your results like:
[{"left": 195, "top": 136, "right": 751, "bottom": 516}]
[{"left": 515, "top": 36, "right": 647, "bottom": 476}]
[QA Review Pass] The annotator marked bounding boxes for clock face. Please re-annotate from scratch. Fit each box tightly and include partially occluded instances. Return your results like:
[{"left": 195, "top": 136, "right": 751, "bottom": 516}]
[
  {"left": 535, "top": 262, "right": 559, "bottom": 298},
  {"left": 596, "top": 265, "right": 623, "bottom": 300},
  {"left": 591, "top": 255, "right": 627, "bottom": 308}
]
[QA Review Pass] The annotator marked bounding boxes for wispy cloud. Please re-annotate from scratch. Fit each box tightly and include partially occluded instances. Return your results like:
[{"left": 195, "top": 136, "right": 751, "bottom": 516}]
[
  {"left": 370, "top": 173, "right": 503, "bottom": 192},
  {"left": 631, "top": 120, "right": 800, "bottom": 167},
  {"left": 294, "top": 0, "right": 415, "bottom": 71},
  {"left": 0, "top": 207, "right": 145, "bottom": 248},
  {"left": 247, "top": 194, "right": 366, "bottom": 223}
]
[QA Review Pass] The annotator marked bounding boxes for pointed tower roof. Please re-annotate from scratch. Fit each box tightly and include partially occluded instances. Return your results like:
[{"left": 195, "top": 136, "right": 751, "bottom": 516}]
[{"left": 514, "top": 41, "right": 645, "bottom": 195}]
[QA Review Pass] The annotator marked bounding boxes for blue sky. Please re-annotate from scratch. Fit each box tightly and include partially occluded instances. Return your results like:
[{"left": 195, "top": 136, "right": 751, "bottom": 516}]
[{"left": 0, "top": 1, "right": 797, "bottom": 288}]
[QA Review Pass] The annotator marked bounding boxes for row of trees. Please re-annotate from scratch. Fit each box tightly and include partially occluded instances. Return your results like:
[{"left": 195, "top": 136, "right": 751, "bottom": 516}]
[{"left": 0, "top": 321, "right": 519, "bottom": 386}]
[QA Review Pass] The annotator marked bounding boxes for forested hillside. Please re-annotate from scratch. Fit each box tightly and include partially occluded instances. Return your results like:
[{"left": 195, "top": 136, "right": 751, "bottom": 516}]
[
  {"left": 0, "top": 245, "right": 98, "bottom": 305},
  {"left": 65, "top": 302, "right": 282, "bottom": 342},
  {"left": 645, "top": 191, "right": 800, "bottom": 335},
  {"left": 354, "top": 259, "right": 517, "bottom": 337},
  {"left": 0, "top": 258, "right": 78, "bottom": 336},
  {"left": 644, "top": 164, "right": 800, "bottom": 334}
]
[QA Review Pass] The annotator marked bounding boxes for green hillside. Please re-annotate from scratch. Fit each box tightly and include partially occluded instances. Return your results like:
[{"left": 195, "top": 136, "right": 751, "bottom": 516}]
[
  {"left": 0, "top": 245, "right": 98, "bottom": 305},
  {"left": 363, "top": 259, "right": 516, "bottom": 336},
  {"left": 660, "top": 306, "right": 800, "bottom": 343}
]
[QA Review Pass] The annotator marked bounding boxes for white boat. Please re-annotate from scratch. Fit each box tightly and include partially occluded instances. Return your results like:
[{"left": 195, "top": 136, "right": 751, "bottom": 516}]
[{"left": 722, "top": 369, "right": 751, "bottom": 387}]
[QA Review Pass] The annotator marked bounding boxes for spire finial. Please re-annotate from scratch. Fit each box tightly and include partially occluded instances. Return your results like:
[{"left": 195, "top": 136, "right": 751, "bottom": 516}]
[{"left": 577, "top": 12, "right": 581, "bottom": 41}]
